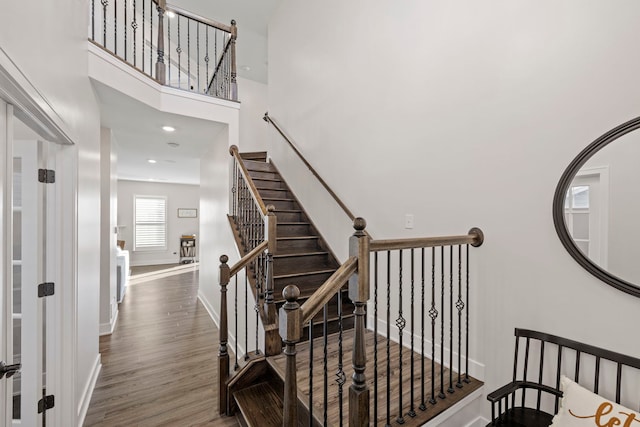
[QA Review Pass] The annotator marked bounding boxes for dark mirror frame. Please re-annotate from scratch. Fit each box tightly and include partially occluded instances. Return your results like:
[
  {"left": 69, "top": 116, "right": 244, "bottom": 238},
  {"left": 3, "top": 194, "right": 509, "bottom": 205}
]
[{"left": 553, "top": 115, "right": 640, "bottom": 298}]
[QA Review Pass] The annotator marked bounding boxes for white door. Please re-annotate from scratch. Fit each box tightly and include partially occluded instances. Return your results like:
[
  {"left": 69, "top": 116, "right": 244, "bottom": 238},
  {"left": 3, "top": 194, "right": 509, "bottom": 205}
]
[{"left": 1, "top": 100, "right": 56, "bottom": 427}]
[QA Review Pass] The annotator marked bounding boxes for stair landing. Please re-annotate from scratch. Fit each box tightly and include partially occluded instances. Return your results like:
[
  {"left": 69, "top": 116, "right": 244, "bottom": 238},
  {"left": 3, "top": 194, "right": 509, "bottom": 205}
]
[{"left": 269, "top": 329, "right": 483, "bottom": 426}]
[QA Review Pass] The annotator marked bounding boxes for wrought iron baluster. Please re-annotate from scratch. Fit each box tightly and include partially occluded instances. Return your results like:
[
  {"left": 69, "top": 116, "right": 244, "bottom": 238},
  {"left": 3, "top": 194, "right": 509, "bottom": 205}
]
[
  {"left": 187, "top": 19, "right": 191, "bottom": 90},
  {"left": 254, "top": 267, "right": 259, "bottom": 354},
  {"left": 132, "top": 0, "right": 138, "bottom": 67},
  {"left": 166, "top": 10, "right": 170, "bottom": 82},
  {"left": 464, "top": 244, "right": 470, "bottom": 383},
  {"left": 150, "top": 1, "right": 153, "bottom": 77},
  {"left": 456, "top": 245, "right": 464, "bottom": 388},
  {"left": 439, "top": 246, "right": 445, "bottom": 399},
  {"left": 429, "top": 248, "right": 437, "bottom": 404},
  {"left": 337, "top": 291, "right": 345, "bottom": 426},
  {"left": 234, "top": 275, "right": 239, "bottom": 370},
  {"left": 197, "top": 22, "right": 200, "bottom": 92},
  {"left": 396, "top": 249, "right": 405, "bottom": 424},
  {"left": 176, "top": 15, "right": 181, "bottom": 88},
  {"left": 244, "top": 272, "right": 249, "bottom": 361},
  {"left": 114, "top": 0, "right": 117, "bottom": 55},
  {"left": 420, "top": 248, "right": 426, "bottom": 411},
  {"left": 205, "top": 27, "right": 210, "bottom": 93},
  {"left": 101, "top": 0, "right": 108, "bottom": 47},
  {"left": 374, "top": 252, "right": 379, "bottom": 424},
  {"left": 309, "top": 318, "right": 314, "bottom": 427},
  {"left": 323, "top": 304, "right": 328, "bottom": 426},
  {"left": 386, "top": 250, "right": 391, "bottom": 427},
  {"left": 409, "top": 248, "right": 416, "bottom": 417},
  {"left": 214, "top": 29, "right": 218, "bottom": 95},
  {"left": 142, "top": 0, "right": 145, "bottom": 72},
  {"left": 124, "top": 0, "right": 128, "bottom": 61},
  {"left": 449, "top": 246, "right": 454, "bottom": 394},
  {"left": 92, "top": 0, "right": 96, "bottom": 41}
]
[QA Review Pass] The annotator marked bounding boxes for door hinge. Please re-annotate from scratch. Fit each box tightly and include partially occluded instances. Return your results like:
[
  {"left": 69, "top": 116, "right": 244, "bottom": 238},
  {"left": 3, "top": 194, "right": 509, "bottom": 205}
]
[
  {"left": 38, "top": 168, "right": 55, "bottom": 184},
  {"left": 37, "top": 395, "right": 54, "bottom": 413},
  {"left": 38, "top": 282, "right": 55, "bottom": 297}
]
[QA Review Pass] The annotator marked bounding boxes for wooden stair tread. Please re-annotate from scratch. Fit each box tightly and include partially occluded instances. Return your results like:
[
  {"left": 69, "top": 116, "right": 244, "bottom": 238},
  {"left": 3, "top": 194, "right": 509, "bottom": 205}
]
[
  {"left": 251, "top": 177, "right": 283, "bottom": 183},
  {"left": 274, "top": 268, "right": 336, "bottom": 279},
  {"left": 262, "top": 197, "right": 296, "bottom": 202},
  {"left": 277, "top": 236, "right": 319, "bottom": 241},
  {"left": 234, "top": 382, "right": 283, "bottom": 427},
  {"left": 239, "top": 151, "right": 267, "bottom": 161},
  {"left": 274, "top": 251, "right": 327, "bottom": 259}
]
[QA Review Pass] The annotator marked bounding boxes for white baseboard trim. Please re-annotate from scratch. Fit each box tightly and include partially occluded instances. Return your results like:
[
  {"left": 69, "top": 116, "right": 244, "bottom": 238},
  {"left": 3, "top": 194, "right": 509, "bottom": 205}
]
[
  {"left": 198, "top": 290, "right": 220, "bottom": 328},
  {"left": 77, "top": 354, "right": 101, "bottom": 426},
  {"left": 465, "top": 416, "right": 490, "bottom": 427},
  {"left": 99, "top": 309, "right": 119, "bottom": 336},
  {"left": 423, "top": 386, "right": 484, "bottom": 427}
]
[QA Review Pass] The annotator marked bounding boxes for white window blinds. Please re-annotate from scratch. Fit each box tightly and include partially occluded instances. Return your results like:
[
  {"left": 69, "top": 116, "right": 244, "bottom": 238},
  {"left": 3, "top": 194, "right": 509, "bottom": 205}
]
[{"left": 134, "top": 196, "right": 167, "bottom": 250}]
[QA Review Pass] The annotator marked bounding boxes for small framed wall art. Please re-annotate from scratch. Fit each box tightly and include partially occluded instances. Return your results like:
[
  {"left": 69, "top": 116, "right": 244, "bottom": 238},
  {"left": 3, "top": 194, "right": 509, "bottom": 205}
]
[{"left": 178, "top": 208, "right": 197, "bottom": 218}]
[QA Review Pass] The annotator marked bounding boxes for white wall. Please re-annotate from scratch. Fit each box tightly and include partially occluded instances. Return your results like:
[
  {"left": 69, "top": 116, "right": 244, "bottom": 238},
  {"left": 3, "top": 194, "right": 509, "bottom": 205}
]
[
  {"left": 117, "top": 180, "right": 200, "bottom": 266},
  {"left": 238, "top": 76, "right": 268, "bottom": 152},
  {"left": 0, "top": 1, "right": 102, "bottom": 424},
  {"left": 99, "top": 128, "right": 118, "bottom": 334},
  {"left": 268, "top": 0, "right": 640, "bottom": 421}
]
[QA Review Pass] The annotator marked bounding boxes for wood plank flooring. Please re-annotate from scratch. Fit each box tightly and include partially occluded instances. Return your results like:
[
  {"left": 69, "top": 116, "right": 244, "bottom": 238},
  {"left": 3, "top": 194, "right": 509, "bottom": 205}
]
[
  {"left": 269, "top": 329, "right": 483, "bottom": 427},
  {"left": 84, "top": 267, "right": 239, "bottom": 427}
]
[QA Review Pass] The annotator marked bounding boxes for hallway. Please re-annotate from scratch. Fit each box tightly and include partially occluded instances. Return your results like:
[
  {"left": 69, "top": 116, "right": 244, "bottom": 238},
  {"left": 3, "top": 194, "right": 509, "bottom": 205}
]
[{"left": 84, "top": 266, "right": 239, "bottom": 426}]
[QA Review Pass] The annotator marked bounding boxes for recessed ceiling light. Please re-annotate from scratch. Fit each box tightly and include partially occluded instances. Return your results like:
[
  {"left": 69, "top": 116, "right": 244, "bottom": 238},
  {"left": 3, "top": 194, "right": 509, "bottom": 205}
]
[
  {"left": 162, "top": 126, "right": 175, "bottom": 132},
  {"left": 240, "top": 65, "right": 251, "bottom": 71},
  {"left": 166, "top": 11, "right": 176, "bottom": 18},
  {"left": 167, "top": 142, "right": 180, "bottom": 148},
  {"left": 148, "top": 159, "right": 157, "bottom": 163}
]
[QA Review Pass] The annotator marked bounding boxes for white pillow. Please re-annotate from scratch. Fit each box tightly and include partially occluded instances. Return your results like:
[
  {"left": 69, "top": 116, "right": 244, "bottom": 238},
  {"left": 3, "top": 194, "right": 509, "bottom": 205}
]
[{"left": 551, "top": 375, "right": 640, "bottom": 426}]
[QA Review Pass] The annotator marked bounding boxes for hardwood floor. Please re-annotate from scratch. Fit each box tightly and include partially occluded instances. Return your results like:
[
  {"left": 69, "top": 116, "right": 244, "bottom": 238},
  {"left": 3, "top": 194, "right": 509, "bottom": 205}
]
[{"left": 84, "top": 267, "right": 239, "bottom": 427}]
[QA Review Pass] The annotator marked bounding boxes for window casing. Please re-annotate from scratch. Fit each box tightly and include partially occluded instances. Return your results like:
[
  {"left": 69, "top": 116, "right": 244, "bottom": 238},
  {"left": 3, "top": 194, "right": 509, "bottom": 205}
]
[{"left": 134, "top": 195, "right": 167, "bottom": 251}]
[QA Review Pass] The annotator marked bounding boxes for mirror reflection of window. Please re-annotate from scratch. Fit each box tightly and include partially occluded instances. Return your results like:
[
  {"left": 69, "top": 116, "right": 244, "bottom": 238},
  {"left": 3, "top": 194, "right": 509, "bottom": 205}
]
[
  {"left": 565, "top": 185, "right": 591, "bottom": 256},
  {"left": 564, "top": 170, "right": 607, "bottom": 269}
]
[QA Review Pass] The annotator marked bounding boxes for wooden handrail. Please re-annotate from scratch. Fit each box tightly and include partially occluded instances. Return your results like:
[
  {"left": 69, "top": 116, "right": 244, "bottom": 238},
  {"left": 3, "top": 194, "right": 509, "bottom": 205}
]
[
  {"left": 263, "top": 112, "right": 358, "bottom": 223},
  {"left": 300, "top": 256, "right": 358, "bottom": 324},
  {"left": 165, "top": 3, "right": 233, "bottom": 32},
  {"left": 229, "top": 145, "right": 268, "bottom": 215},
  {"left": 229, "top": 240, "right": 268, "bottom": 277},
  {"left": 369, "top": 227, "right": 484, "bottom": 252}
]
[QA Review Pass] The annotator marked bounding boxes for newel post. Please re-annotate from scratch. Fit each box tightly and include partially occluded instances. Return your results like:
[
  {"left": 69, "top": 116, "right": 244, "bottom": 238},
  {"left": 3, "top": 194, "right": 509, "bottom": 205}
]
[
  {"left": 218, "top": 255, "right": 230, "bottom": 414},
  {"left": 155, "top": 0, "right": 167, "bottom": 84},
  {"left": 279, "top": 285, "right": 302, "bottom": 427},
  {"left": 263, "top": 205, "right": 282, "bottom": 355},
  {"left": 348, "top": 218, "right": 370, "bottom": 427},
  {"left": 230, "top": 20, "right": 238, "bottom": 101}
]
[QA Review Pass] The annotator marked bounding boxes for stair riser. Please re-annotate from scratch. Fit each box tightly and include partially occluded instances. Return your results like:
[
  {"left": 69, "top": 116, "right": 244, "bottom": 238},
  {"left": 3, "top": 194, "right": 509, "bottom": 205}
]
[
  {"left": 240, "top": 152, "right": 267, "bottom": 162},
  {"left": 276, "top": 238, "right": 320, "bottom": 253},
  {"left": 244, "top": 160, "right": 277, "bottom": 173},
  {"left": 264, "top": 199, "right": 297, "bottom": 210},
  {"left": 273, "top": 211, "right": 304, "bottom": 222},
  {"left": 249, "top": 170, "right": 281, "bottom": 181},
  {"left": 273, "top": 254, "right": 331, "bottom": 272},
  {"left": 257, "top": 188, "right": 291, "bottom": 199},
  {"left": 277, "top": 223, "right": 312, "bottom": 237},
  {"left": 302, "top": 315, "right": 355, "bottom": 342},
  {"left": 274, "top": 272, "right": 334, "bottom": 293},
  {"left": 252, "top": 179, "right": 286, "bottom": 190}
]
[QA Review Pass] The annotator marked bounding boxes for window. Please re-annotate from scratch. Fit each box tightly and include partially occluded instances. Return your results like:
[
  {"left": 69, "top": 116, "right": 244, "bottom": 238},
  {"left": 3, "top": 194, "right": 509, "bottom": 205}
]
[{"left": 134, "top": 195, "right": 167, "bottom": 250}]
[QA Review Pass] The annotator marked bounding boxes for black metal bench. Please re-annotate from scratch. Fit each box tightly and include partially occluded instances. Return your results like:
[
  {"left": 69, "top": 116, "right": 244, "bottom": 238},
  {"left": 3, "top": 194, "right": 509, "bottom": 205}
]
[{"left": 486, "top": 328, "right": 640, "bottom": 426}]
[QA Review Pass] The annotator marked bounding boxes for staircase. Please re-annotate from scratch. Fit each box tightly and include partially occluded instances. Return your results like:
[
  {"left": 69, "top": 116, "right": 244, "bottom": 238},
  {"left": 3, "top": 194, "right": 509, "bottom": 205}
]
[
  {"left": 234, "top": 152, "right": 354, "bottom": 340},
  {"left": 219, "top": 148, "right": 485, "bottom": 427}
]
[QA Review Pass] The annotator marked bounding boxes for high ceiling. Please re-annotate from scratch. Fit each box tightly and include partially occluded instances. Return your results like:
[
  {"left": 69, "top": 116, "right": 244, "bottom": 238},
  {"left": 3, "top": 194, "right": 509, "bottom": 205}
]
[{"left": 98, "top": 0, "right": 280, "bottom": 185}]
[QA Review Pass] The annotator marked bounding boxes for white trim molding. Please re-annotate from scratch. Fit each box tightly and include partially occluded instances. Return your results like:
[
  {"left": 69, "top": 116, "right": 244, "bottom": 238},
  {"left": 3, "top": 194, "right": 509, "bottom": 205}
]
[{"left": 77, "top": 354, "right": 101, "bottom": 427}]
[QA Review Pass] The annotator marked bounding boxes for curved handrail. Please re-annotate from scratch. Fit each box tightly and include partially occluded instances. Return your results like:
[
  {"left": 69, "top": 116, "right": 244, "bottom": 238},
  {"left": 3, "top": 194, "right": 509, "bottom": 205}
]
[
  {"left": 369, "top": 227, "right": 484, "bottom": 252},
  {"left": 229, "top": 240, "right": 268, "bottom": 277},
  {"left": 263, "top": 112, "right": 357, "bottom": 222},
  {"left": 230, "top": 145, "right": 268, "bottom": 215},
  {"left": 300, "top": 256, "right": 358, "bottom": 324}
]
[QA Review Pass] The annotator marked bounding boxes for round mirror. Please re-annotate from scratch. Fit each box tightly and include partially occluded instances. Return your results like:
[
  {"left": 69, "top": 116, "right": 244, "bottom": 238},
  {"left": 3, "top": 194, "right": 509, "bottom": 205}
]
[{"left": 553, "top": 116, "right": 640, "bottom": 297}]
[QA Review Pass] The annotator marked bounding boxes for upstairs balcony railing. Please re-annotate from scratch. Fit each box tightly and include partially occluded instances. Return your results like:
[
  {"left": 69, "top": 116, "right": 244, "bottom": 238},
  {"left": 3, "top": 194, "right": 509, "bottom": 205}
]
[{"left": 89, "top": 0, "right": 237, "bottom": 101}]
